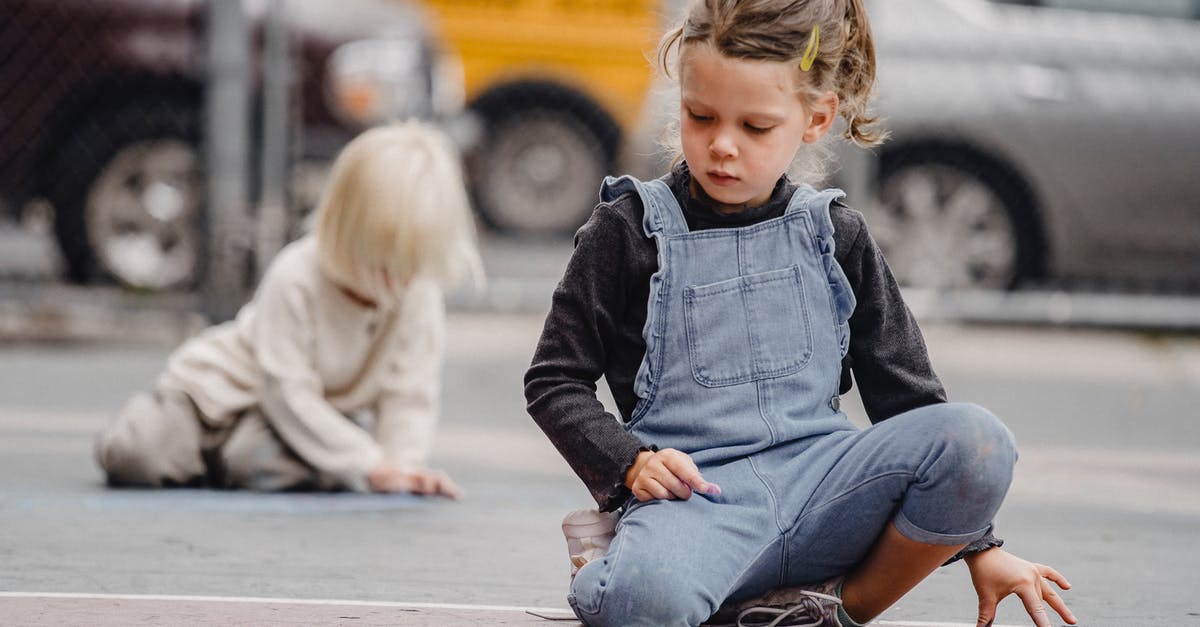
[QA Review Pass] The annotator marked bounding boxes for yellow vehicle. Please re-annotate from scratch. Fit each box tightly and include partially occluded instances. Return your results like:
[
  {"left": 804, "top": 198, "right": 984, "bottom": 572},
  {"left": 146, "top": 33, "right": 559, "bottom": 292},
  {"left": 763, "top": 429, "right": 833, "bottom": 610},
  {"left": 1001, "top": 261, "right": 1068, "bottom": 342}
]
[{"left": 421, "top": 0, "right": 662, "bottom": 234}]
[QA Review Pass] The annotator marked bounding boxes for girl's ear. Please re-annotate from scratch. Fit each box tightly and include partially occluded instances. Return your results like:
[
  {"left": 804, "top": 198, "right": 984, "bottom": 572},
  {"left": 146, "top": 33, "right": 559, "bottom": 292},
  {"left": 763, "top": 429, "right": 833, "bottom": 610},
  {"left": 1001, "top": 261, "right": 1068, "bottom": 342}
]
[{"left": 802, "top": 92, "right": 839, "bottom": 144}]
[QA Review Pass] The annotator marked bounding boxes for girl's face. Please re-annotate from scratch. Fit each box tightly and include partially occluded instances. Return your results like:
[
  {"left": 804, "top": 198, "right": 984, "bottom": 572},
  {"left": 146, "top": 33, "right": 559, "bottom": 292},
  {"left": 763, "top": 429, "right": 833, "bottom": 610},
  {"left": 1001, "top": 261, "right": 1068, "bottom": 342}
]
[{"left": 679, "top": 43, "right": 835, "bottom": 213}]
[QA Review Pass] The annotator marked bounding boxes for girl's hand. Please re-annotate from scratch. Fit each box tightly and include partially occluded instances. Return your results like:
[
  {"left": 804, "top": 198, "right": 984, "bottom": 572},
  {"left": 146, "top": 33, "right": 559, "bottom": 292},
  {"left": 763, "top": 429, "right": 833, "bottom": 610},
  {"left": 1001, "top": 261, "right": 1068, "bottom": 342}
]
[
  {"left": 625, "top": 449, "right": 721, "bottom": 502},
  {"left": 367, "top": 461, "right": 462, "bottom": 499},
  {"left": 965, "top": 547, "right": 1076, "bottom": 627}
]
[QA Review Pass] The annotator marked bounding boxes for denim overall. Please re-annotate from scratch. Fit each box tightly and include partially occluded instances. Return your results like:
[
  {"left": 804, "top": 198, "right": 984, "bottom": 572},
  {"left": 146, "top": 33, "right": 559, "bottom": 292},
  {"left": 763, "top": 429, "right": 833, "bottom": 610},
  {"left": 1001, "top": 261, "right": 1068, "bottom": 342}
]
[{"left": 569, "top": 176, "right": 1018, "bottom": 627}]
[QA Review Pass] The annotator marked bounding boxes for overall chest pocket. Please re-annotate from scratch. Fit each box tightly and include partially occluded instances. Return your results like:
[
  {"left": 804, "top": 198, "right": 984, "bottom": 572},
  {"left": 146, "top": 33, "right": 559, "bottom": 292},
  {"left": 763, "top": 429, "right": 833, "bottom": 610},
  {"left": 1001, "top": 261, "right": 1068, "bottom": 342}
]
[{"left": 683, "top": 265, "right": 813, "bottom": 387}]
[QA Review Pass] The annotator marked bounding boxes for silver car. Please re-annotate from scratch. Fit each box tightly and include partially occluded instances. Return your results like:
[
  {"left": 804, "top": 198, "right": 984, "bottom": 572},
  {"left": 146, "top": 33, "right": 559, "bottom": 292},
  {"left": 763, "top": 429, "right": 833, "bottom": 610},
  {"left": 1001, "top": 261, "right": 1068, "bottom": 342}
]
[{"left": 854, "top": 0, "right": 1200, "bottom": 291}]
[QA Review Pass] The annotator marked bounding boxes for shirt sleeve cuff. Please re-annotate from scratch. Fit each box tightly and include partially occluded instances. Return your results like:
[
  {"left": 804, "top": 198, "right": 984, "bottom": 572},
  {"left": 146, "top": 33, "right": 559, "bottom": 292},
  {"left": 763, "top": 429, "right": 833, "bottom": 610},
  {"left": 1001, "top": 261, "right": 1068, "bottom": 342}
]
[
  {"left": 942, "top": 528, "right": 1004, "bottom": 566},
  {"left": 599, "top": 444, "right": 657, "bottom": 512},
  {"left": 343, "top": 445, "right": 385, "bottom": 493}
]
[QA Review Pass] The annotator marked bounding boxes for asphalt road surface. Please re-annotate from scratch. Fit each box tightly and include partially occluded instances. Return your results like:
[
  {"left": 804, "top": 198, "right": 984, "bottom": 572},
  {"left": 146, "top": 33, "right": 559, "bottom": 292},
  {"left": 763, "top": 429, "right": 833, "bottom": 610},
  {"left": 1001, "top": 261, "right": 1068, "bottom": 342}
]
[{"left": 1, "top": 313, "right": 1199, "bottom": 625}]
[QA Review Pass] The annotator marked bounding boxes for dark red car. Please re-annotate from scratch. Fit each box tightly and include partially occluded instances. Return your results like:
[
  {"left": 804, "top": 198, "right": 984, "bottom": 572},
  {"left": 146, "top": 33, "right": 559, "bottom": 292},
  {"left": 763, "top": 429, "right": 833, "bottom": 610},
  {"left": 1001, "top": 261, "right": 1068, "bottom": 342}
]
[{"left": 0, "top": 0, "right": 452, "bottom": 290}]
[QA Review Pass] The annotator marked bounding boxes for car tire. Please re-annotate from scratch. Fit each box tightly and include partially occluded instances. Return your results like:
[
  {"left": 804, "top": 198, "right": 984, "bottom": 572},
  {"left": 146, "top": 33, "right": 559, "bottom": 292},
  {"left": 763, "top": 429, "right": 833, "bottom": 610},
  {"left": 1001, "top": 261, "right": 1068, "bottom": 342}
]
[
  {"left": 48, "top": 102, "right": 204, "bottom": 291},
  {"left": 871, "top": 151, "right": 1043, "bottom": 290},
  {"left": 469, "top": 104, "right": 615, "bottom": 236}
]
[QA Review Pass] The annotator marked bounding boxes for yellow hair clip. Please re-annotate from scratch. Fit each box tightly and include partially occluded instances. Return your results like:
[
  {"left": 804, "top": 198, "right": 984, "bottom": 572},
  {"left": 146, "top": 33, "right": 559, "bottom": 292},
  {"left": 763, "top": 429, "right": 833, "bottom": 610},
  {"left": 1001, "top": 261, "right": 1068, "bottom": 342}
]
[{"left": 800, "top": 24, "right": 820, "bottom": 72}]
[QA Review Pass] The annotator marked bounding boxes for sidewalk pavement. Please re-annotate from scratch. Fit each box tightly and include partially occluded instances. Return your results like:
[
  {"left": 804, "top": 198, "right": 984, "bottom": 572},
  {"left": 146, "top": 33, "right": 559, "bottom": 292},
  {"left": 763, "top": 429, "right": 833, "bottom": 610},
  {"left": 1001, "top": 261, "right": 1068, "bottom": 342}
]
[
  {"left": 0, "top": 232, "right": 572, "bottom": 345},
  {"left": 4, "top": 226, "right": 1200, "bottom": 346}
]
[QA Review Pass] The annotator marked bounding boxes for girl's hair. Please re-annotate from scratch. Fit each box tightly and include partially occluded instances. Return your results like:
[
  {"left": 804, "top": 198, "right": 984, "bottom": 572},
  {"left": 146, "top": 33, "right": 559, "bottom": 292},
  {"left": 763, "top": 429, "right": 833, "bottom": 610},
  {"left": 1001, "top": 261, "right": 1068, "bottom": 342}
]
[
  {"left": 655, "top": 0, "right": 886, "bottom": 178},
  {"left": 315, "top": 121, "right": 483, "bottom": 303}
]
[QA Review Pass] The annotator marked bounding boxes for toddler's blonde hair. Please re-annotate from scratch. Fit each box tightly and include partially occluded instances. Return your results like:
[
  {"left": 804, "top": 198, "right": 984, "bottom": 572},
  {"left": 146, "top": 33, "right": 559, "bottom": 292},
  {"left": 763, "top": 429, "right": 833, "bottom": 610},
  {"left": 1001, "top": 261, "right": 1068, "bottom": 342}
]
[{"left": 315, "top": 121, "right": 483, "bottom": 303}]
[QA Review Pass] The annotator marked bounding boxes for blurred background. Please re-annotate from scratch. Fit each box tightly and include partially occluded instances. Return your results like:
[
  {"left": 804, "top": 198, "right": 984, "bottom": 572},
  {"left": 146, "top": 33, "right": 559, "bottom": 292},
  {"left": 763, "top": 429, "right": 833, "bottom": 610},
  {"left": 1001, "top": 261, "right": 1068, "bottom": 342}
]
[
  {"left": 1, "top": 0, "right": 1199, "bottom": 330},
  {"left": 1, "top": 1, "right": 1200, "bottom": 624}
]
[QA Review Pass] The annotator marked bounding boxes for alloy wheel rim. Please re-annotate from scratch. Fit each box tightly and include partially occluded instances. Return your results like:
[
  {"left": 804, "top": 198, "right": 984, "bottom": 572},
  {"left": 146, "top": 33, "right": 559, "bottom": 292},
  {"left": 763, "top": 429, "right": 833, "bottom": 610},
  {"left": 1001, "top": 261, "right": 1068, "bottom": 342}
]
[
  {"left": 85, "top": 139, "right": 201, "bottom": 290},
  {"left": 480, "top": 115, "right": 603, "bottom": 234},
  {"left": 874, "top": 164, "right": 1017, "bottom": 290}
]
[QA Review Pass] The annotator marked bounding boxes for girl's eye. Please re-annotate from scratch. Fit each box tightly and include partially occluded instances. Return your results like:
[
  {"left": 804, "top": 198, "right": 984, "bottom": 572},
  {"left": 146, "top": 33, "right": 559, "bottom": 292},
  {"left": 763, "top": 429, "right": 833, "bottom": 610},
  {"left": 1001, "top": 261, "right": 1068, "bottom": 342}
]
[
  {"left": 687, "top": 110, "right": 713, "bottom": 123},
  {"left": 744, "top": 123, "right": 773, "bottom": 134}
]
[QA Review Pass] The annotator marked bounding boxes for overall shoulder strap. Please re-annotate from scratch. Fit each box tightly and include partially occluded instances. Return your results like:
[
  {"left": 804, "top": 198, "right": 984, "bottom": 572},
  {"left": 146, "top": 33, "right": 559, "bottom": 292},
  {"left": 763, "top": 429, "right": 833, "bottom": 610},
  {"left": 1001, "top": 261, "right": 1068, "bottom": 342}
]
[
  {"left": 785, "top": 183, "right": 847, "bottom": 242},
  {"left": 787, "top": 184, "right": 856, "bottom": 357},
  {"left": 600, "top": 175, "right": 688, "bottom": 237}
]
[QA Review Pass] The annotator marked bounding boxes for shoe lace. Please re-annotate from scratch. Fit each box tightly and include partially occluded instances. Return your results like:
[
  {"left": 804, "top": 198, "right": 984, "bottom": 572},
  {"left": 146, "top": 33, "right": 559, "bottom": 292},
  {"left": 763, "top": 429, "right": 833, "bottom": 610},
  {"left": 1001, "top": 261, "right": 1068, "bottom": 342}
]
[{"left": 734, "top": 589, "right": 841, "bottom": 627}]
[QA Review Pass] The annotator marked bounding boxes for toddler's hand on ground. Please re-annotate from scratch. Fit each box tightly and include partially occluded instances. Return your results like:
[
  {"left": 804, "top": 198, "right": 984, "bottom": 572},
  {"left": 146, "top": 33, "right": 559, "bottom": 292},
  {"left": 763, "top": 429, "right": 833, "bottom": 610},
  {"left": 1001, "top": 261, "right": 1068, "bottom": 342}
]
[
  {"left": 367, "top": 461, "right": 462, "bottom": 499},
  {"left": 624, "top": 448, "right": 721, "bottom": 502}
]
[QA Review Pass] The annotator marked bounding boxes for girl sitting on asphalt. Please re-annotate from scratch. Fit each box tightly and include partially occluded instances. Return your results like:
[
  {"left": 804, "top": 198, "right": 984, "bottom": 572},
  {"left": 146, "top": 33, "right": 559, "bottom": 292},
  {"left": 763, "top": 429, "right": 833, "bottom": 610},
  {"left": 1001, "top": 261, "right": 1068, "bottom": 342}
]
[{"left": 525, "top": 0, "right": 1075, "bottom": 625}]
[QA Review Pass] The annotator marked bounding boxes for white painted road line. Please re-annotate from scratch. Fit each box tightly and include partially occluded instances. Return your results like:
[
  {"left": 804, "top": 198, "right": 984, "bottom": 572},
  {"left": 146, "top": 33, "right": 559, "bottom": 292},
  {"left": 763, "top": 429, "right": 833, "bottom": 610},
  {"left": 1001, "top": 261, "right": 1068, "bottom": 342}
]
[
  {"left": 0, "top": 591, "right": 568, "bottom": 614},
  {"left": 0, "top": 592, "right": 1022, "bottom": 626}
]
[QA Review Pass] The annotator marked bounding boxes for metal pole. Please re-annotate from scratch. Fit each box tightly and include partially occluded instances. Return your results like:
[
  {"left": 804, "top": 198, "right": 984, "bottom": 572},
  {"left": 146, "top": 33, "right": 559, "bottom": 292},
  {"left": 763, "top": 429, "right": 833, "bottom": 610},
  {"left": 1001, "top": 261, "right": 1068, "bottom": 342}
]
[
  {"left": 204, "top": 0, "right": 252, "bottom": 321},
  {"left": 256, "top": 0, "right": 291, "bottom": 280}
]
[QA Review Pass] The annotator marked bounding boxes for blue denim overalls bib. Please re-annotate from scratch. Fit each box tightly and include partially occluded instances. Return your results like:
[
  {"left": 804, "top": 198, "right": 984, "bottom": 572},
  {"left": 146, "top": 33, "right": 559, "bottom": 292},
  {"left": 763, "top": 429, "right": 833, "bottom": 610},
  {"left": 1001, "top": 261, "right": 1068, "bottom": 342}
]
[{"left": 604, "top": 174, "right": 857, "bottom": 486}]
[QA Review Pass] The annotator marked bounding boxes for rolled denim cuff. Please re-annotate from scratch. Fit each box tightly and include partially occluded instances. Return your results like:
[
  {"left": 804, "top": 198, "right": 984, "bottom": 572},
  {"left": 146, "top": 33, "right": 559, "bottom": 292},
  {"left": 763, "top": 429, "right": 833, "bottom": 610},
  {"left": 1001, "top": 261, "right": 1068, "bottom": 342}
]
[{"left": 894, "top": 510, "right": 996, "bottom": 546}]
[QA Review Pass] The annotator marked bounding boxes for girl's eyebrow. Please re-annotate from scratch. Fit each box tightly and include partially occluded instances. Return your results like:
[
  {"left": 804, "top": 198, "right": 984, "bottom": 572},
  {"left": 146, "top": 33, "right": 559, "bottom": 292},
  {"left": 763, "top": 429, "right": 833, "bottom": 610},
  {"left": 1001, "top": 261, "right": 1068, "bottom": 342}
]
[
  {"left": 683, "top": 98, "right": 786, "bottom": 124},
  {"left": 745, "top": 112, "right": 785, "bottom": 124}
]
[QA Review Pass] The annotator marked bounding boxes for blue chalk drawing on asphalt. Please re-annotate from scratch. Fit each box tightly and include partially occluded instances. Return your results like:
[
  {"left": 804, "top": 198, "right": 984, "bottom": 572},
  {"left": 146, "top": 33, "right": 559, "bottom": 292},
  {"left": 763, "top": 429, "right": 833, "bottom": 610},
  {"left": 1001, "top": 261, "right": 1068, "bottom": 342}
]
[{"left": 75, "top": 489, "right": 429, "bottom": 513}]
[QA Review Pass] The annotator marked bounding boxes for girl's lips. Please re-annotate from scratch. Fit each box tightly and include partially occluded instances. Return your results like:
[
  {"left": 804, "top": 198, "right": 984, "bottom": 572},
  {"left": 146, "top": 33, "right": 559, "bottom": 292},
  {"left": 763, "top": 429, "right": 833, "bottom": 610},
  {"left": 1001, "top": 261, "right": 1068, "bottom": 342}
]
[{"left": 707, "top": 171, "right": 739, "bottom": 186}]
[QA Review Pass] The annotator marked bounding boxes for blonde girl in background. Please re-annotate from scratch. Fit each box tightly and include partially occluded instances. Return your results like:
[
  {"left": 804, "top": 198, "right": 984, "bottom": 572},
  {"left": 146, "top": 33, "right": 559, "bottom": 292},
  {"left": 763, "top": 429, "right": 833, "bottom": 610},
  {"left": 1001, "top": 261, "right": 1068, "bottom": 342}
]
[
  {"left": 525, "top": 0, "right": 1076, "bottom": 625},
  {"left": 97, "top": 121, "right": 482, "bottom": 497}
]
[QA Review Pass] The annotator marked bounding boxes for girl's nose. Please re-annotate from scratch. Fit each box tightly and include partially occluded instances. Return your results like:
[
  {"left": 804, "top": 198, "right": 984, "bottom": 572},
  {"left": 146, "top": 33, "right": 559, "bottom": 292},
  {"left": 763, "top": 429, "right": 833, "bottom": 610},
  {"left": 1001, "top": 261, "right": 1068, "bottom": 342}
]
[{"left": 709, "top": 130, "right": 736, "bottom": 159}]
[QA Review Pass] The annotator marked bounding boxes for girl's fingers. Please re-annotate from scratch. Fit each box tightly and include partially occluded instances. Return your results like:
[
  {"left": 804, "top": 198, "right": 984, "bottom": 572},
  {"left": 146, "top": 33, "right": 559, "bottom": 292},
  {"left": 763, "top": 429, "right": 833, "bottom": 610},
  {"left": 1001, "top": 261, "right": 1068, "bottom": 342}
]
[
  {"left": 660, "top": 450, "right": 712, "bottom": 494},
  {"left": 434, "top": 472, "right": 462, "bottom": 499},
  {"left": 657, "top": 471, "right": 693, "bottom": 500},
  {"left": 444, "top": 479, "right": 463, "bottom": 500},
  {"left": 1041, "top": 577, "right": 1077, "bottom": 624},
  {"left": 1038, "top": 564, "right": 1071, "bottom": 590},
  {"left": 631, "top": 449, "right": 717, "bottom": 500},
  {"left": 407, "top": 470, "right": 454, "bottom": 496},
  {"left": 975, "top": 596, "right": 997, "bottom": 627},
  {"left": 644, "top": 477, "right": 673, "bottom": 501},
  {"left": 1016, "top": 584, "right": 1053, "bottom": 627},
  {"left": 381, "top": 470, "right": 411, "bottom": 493},
  {"left": 393, "top": 474, "right": 417, "bottom": 493},
  {"left": 1036, "top": 564, "right": 1076, "bottom": 623}
]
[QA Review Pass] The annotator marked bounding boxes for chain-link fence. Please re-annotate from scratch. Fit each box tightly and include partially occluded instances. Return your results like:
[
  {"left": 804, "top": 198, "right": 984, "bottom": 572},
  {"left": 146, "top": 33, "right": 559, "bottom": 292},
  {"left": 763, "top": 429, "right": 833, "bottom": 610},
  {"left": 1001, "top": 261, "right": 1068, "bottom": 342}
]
[
  {"left": 0, "top": 0, "right": 446, "bottom": 318},
  {"left": 2, "top": 1, "right": 257, "bottom": 297},
  {"left": 2, "top": 0, "right": 1199, "bottom": 336}
]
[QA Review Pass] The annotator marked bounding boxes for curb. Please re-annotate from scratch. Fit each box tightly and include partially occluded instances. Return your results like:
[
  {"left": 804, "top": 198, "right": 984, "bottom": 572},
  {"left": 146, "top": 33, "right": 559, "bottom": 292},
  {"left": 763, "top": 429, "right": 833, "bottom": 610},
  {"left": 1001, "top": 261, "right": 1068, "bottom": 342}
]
[{"left": 6, "top": 281, "right": 1200, "bottom": 346}]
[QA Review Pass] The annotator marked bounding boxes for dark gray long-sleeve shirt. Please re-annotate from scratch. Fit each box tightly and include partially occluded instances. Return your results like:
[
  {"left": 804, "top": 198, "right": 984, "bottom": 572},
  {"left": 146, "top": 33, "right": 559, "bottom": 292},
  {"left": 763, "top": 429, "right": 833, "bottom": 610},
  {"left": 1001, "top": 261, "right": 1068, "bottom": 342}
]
[{"left": 524, "top": 163, "right": 999, "bottom": 559}]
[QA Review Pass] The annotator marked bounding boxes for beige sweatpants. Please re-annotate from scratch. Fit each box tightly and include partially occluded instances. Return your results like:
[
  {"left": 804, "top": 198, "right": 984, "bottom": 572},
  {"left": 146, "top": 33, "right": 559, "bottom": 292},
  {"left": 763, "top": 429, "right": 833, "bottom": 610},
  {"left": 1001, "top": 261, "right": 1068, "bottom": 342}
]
[{"left": 95, "top": 388, "right": 338, "bottom": 491}]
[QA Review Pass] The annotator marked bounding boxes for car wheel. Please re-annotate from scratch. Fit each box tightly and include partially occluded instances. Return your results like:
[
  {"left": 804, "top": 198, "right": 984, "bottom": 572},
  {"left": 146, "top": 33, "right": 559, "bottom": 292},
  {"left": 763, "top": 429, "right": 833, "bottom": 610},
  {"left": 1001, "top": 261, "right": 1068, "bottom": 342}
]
[
  {"left": 50, "top": 103, "right": 203, "bottom": 291},
  {"left": 871, "top": 155, "right": 1038, "bottom": 290},
  {"left": 470, "top": 108, "right": 610, "bottom": 235}
]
